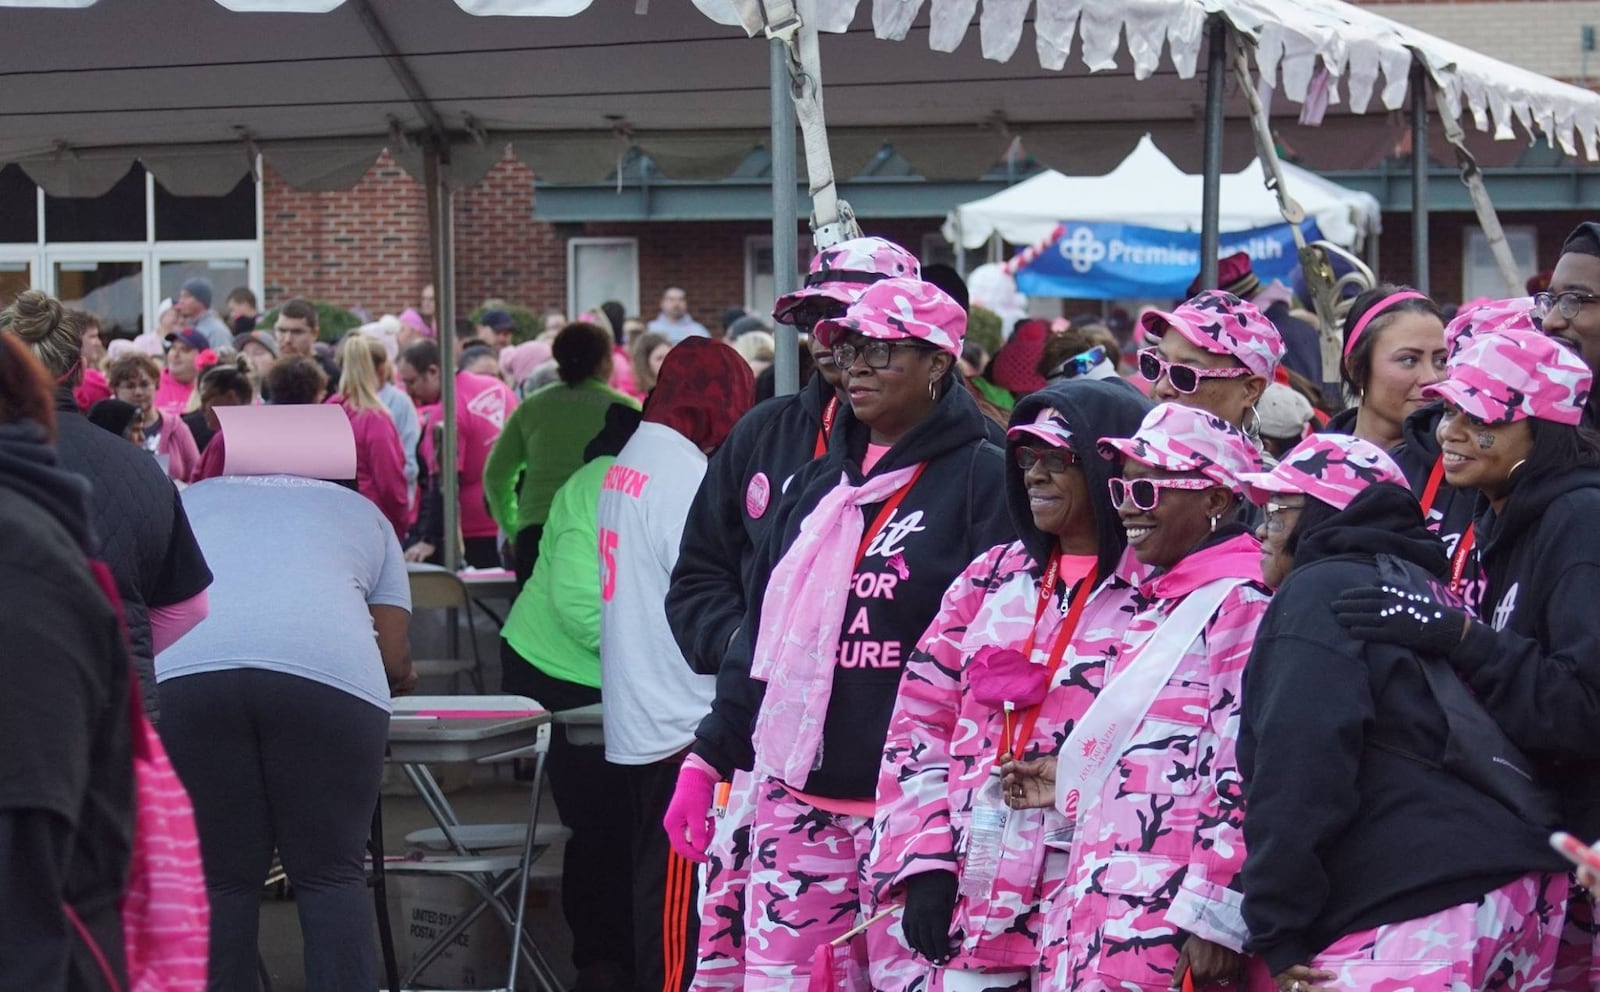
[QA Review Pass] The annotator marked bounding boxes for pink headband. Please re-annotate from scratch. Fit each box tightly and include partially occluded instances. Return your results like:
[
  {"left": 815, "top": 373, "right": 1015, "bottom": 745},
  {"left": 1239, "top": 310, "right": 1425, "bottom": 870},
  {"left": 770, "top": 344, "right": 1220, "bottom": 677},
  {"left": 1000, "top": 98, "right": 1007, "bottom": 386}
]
[{"left": 1344, "top": 291, "right": 1428, "bottom": 361}]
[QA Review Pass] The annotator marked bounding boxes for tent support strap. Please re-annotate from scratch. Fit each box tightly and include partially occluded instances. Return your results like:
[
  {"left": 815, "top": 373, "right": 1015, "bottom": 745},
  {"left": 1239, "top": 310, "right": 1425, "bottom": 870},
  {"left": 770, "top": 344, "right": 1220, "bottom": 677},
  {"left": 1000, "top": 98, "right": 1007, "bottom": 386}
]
[
  {"left": 1411, "top": 60, "right": 1430, "bottom": 295},
  {"left": 1199, "top": 16, "right": 1227, "bottom": 291},
  {"left": 771, "top": 37, "right": 801, "bottom": 398},
  {"left": 425, "top": 144, "right": 461, "bottom": 572}
]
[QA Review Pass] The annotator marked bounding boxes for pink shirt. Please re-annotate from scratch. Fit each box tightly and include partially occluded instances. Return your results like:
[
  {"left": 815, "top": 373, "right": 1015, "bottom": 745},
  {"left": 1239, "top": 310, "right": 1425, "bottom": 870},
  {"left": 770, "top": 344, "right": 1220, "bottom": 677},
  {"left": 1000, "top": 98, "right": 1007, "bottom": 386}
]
[
  {"left": 154, "top": 368, "right": 194, "bottom": 419},
  {"left": 334, "top": 397, "right": 411, "bottom": 539},
  {"left": 156, "top": 410, "right": 200, "bottom": 484},
  {"left": 419, "top": 371, "right": 517, "bottom": 539},
  {"left": 74, "top": 368, "right": 111, "bottom": 411}
]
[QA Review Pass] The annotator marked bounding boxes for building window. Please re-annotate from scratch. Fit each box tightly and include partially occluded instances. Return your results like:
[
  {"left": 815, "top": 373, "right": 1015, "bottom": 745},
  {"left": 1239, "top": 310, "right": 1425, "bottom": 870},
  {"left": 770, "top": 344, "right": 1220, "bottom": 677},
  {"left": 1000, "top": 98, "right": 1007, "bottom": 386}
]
[
  {"left": 744, "top": 236, "right": 813, "bottom": 315},
  {"left": 0, "top": 165, "right": 262, "bottom": 339},
  {"left": 568, "top": 237, "right": 639, "bottom": 319},
  {"left": 921, "top": 232, "right": 959, "bottom": 272},
  {"left": 1463, "top": 226, "right": 1537, "bottom": 302}
]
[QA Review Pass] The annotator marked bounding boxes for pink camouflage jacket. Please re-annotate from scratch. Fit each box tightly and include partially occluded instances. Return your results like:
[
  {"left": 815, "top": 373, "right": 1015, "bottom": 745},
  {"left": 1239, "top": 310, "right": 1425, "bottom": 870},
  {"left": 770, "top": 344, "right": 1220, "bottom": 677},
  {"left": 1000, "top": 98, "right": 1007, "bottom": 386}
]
[
  {"left": 868, "top": 539, "right": 1147, "bottom": 971},
  {"left": 1039, "top": 532, "right": 1271, "bottom": 992}
]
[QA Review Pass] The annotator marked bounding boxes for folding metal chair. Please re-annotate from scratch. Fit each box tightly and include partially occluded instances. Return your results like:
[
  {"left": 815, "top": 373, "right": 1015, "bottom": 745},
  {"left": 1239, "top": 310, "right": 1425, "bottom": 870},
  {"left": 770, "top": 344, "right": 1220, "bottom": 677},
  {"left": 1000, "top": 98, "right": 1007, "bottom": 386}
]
[{"left": 406, "top": 564, "right": 486, "bottom": 692}]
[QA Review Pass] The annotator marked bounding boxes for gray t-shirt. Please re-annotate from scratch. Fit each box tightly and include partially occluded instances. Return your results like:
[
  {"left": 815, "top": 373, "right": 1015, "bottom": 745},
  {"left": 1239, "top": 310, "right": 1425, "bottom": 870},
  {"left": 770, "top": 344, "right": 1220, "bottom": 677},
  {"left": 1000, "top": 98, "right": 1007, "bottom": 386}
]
[{"left": 157, "top": 475, "right": 411, "bottom": 711}]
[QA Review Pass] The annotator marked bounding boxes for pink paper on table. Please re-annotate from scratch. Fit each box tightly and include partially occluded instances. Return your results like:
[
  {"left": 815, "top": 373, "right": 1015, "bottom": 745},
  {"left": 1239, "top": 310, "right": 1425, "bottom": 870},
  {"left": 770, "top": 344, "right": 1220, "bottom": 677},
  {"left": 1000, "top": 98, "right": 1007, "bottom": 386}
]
[{"left": 216, "top": 404, "right": 356, "bottom": 480}]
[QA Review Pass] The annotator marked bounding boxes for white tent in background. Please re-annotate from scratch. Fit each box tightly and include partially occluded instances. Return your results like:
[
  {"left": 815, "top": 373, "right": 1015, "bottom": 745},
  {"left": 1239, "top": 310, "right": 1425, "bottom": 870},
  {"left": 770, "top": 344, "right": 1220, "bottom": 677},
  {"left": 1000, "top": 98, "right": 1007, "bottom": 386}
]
[{"left": 945, "top": 135, "right": 1383, "bottom": 251}]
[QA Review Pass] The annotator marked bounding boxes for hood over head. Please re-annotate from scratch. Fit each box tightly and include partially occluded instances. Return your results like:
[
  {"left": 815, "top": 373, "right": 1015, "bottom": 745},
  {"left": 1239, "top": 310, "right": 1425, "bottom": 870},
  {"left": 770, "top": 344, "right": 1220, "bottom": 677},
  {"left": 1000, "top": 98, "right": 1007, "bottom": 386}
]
[{"left": 643, "top": 337, "right": 754, "bottom": 453}]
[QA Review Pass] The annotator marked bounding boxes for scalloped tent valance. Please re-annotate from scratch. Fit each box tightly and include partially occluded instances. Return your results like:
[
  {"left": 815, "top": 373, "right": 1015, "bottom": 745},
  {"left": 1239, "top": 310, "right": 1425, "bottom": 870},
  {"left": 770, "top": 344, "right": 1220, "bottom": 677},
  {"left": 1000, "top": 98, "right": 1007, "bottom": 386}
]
[{"left": 0, "top": 0, "right": 1595, "bottom": 197}]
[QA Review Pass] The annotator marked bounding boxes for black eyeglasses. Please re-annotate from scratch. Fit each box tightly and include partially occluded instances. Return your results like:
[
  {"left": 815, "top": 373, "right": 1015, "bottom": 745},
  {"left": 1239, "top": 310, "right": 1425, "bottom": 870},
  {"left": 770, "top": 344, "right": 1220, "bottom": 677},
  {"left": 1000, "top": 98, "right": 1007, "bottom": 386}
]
[
  {"left": 832, "top": 340, "right": 931, "bottom": 370},
  {"left": 1015, "top": 446, "right": 1077, "bottom": 473},
  {"left": 1533, "top": 291, "right": 1600, "bottom": 321},
  {"left": 1137, "top": 347, "right": 1250, "bottom": 394},
  {"left": 1108, "top": 476, "right": 1216, "bottom": 511}
]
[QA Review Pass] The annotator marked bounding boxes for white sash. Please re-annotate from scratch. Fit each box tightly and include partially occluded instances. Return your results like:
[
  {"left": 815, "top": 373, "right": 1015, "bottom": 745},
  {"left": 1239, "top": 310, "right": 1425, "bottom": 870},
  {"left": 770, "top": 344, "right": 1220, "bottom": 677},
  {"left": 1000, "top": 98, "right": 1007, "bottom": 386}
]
[{"left": 1052, "top": 578, "right": 1244, "bottom": 841}]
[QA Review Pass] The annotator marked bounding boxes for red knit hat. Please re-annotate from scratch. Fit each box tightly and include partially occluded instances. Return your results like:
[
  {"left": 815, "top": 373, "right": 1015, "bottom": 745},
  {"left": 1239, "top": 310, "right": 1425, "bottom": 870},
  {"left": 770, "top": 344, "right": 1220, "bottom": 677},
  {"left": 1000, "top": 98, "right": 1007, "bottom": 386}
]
[{"left": 989, "top": 319, "right": 1050, "bottom": 393}]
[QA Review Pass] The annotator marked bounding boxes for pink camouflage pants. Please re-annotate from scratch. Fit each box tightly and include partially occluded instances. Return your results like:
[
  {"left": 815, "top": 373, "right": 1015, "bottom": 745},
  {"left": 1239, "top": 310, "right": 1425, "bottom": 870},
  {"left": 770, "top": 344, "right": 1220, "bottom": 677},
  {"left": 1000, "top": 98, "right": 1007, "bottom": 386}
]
[
  {"left": 1308, "top": 872, "right": 1567, "bottom": 990},
  {"left": 741, "top": 779, "right": 920, "bottom": 992},
  {"left": 692, "top": 771, "right": 758, "bottom": 992},
  {"left": 1550, "top": 882, "right": 1599, "bottom": 991}
]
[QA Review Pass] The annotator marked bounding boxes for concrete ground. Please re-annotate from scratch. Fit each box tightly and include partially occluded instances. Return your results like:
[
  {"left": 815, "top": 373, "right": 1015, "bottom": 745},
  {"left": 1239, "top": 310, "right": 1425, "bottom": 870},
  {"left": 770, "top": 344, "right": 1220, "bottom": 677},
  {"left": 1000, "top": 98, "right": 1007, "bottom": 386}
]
[{"left": 257, "top": 766, "right": 579, "bottom": 992}]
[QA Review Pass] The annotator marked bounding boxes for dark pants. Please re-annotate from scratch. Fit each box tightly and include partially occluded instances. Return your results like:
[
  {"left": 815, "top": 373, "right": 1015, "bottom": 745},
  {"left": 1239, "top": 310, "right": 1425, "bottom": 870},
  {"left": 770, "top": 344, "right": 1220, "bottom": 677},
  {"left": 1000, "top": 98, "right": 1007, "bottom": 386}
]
[
  {"left": 160, "top": 669, "right": 389, "bottom": 992},
  {"left": 513, "top": 524, "right": 544, "bottom": 591},
  {"left": 620, "top": 759, "right": 701, "bottom": 992},
  {"left": 500, "top": 642, "right": 635, "bottom": 988},
  {"left": 463, "top": 535, "right": 501, "bottom": 569}
]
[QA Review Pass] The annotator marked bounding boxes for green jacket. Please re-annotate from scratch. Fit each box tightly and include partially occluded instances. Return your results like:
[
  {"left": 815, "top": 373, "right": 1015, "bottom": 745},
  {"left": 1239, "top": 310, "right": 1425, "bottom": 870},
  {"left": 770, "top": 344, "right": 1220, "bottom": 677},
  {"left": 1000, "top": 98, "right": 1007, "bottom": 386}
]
[
  {"left": 483, "top": 379, "right": 639, "bottom": 533},
  {"left": 502, "top": 456, "right": 612, "bottom": 688}
]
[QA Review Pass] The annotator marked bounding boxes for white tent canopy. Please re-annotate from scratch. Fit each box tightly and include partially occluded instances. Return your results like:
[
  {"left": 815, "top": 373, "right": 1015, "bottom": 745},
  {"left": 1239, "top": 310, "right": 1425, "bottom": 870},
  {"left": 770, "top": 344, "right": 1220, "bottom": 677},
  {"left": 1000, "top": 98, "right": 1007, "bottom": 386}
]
[
  {"left": 945, "top": 134, "right": 1383, "bottom": 250},
  {"left": 1, "top": 0, "right": 1597, "bottom": 197}
]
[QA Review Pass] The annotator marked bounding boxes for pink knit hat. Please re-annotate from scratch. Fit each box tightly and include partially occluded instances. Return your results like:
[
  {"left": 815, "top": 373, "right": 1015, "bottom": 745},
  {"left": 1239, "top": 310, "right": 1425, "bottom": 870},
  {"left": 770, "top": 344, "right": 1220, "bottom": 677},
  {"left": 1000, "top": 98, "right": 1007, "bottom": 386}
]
[
  {"left": 1238, "top": 434, "right": 1407, "bottom": 510},
  {"left": 1138, "top": 290, "right": 1285, "bottom": 378},
  {"left": 1443, "top": 296, "right": 1537, "bottom": 358},
  {"left": 772, "top": 236, "right": 920, "bottom": 327},
  {"left": 1099, "top": 402, "right": 1262, "bottom": 492},
  {"left": 814, "top": 277, "right": 965, "bottom": 357},
  {"left": 499, "top": 340, "right": 552, "bottom": 383},
  {"left": 1423, "top": 325, "right": 1592, "bottom": 426}
]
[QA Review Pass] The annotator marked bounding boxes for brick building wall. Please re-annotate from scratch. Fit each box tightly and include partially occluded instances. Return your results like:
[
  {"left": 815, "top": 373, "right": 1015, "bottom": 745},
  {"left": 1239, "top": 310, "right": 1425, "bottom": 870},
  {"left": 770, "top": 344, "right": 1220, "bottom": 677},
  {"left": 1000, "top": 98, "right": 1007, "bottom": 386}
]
[{"left": 264, "top": 147, "right": 944, "bottom": 326}]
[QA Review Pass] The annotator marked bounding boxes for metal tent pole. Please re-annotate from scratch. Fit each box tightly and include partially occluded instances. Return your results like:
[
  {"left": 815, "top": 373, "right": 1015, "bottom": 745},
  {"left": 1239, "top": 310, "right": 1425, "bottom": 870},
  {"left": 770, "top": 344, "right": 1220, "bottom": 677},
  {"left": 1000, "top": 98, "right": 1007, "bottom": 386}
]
[
  {"left": 426, "top": 145, "right": 461, "bottom": 571},
  {"left": 1411, "top": 60, "right": 1431, "bottom": 295},
  {"left": 771, "top": 38, "right": 801, "bottom": 397},
  {"left": 1199, "top": 15, "right": 1227, "bottom": 292}
]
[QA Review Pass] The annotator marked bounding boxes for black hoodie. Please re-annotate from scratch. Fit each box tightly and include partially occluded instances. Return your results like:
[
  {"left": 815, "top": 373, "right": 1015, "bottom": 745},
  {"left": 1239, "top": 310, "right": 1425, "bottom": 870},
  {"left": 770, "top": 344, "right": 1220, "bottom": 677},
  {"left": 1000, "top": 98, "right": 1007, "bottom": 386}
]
[
  {"left": 1391, "top": 402, "right": 1484, "bottom": 606},
  {"left": 0, "top": 424, "right": 133, "bottom": 991},
  {"left": 692, "top": 381, "right": 1014, "bottom": 797},
  {"left": 1240, "top": 484, "right": 1562, "bottom": 974},
  {"left": 667, "top": 373, "right": 838, "bottom": 676},
  {"left": 1003, "top": 378, "right": 1152, "bottom": 580},
  {"left": 1446, "top": 463, "right": 1600, "bottom": 839}
]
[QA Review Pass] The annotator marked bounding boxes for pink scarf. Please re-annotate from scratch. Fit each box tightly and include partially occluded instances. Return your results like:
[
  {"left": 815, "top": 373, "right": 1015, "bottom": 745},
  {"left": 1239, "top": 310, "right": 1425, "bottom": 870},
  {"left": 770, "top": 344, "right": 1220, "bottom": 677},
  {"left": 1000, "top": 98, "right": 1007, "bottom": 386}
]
[{"left": 749, "top": 462, "right": 923, "bottom": 784}]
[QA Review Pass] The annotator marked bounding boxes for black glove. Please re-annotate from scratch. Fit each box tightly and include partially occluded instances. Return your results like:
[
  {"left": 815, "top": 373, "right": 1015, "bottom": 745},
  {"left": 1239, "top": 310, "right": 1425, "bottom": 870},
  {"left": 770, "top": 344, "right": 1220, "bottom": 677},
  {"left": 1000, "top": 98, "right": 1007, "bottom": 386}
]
[
  {"left": 901, "top": 870, "right": 958, "bottom": 964},
  {"left": 1331, "top": 584, "right": 1469, "bottom": 657}
]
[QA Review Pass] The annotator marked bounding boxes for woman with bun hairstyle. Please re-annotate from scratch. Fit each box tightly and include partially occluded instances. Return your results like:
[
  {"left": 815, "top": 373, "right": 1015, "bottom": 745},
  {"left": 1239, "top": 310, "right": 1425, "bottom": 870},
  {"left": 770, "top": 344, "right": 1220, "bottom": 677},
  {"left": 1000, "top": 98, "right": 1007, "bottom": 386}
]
[
  {"left": 1002, "top": 403, "right": 1274, "bottom": 992},
  {"left": 667, "top": 277, "right": 1012, "bottom": 989},
  {"left": 2, "top": 290, "right": 211, "bottom": 721},
  {"left": 867, "top": 378, "right": 1151, "bottom": 989},
  {"left": 1322, "top": 285, "right": 1447, "bottom": 449},
  {"left": 1331, "top": 324, "right": 1600, "bottom": 987},
  {"left": 1240, "top": 433, "right": 1565, "bottom": 991}
]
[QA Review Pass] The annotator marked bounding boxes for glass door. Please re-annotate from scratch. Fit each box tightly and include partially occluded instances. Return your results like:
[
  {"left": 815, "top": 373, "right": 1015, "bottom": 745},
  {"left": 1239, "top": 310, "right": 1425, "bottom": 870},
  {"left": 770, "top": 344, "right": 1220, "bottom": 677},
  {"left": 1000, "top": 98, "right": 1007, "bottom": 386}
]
[{"left": 52, "top": 258, "right": 145, "bottom": 339}]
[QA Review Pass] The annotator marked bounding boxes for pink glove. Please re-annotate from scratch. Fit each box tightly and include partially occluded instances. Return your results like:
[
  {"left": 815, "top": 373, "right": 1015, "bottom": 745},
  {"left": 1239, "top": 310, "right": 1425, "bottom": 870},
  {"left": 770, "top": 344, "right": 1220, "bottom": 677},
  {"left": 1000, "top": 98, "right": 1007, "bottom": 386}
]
[{"left": 662, "top": 753, "right": 719, "bottom": 863}]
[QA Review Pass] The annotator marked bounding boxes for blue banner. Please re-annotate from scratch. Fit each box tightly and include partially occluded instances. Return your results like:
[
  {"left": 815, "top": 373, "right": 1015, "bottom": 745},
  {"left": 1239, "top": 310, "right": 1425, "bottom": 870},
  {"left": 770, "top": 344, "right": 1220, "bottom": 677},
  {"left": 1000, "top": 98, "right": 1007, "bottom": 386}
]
[{"left": 1012, "top": 219, "right": 1323, "bottom": 300}]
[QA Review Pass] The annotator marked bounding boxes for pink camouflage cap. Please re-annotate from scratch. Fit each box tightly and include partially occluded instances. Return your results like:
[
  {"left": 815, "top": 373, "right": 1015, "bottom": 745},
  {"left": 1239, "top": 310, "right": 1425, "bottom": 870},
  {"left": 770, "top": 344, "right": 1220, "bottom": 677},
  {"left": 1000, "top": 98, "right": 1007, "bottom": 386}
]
[
  {"left": 1138, "top": 290, "right": 1285, "bottom": 378},
  {"left": 1238, "top": 434, "right": 1407, "bottom": 510},
  {"left": 1444, "top": 296, "right": 1538, "bottom": 358},
  {"left": 814, "top": 276, "right": 965, "bottom": 357},
  {"left": 1007, "top": 405, "right": 1073, "bottom": 449},
  {"left": 1099, "top": 402, "right": 1263, "bottom": 492},
  {"left": 772, "top": 236, "right": 920, "bottom": 327},
  {"left": 1423, "top": 325, "right": 1592, "bottom": 426}
]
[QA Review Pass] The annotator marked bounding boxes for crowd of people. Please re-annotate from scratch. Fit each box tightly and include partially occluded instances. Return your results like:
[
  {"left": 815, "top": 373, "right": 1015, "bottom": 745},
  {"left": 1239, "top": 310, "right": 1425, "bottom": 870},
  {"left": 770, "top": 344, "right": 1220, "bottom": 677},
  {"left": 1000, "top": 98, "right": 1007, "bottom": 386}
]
[{"left": 7, "top": 227, "right": 1600, "bottom": 992}]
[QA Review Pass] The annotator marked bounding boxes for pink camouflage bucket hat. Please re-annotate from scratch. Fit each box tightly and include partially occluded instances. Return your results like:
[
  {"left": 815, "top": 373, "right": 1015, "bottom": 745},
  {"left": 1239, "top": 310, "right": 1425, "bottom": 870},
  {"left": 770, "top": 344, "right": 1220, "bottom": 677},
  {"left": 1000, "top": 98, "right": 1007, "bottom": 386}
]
[
  {"left": 1443, "top": 296, "right": 1538, "bottom": 358},
  {"left": 814, "top": 276, "right": 965, "bottom": 357},
  {"left": 1099, "top": 402, "right": 1263, "bottom": 491},
  {"left": 1238, "top": 434, "right": 1407, "bottom": 510},
  {"left": 1424, "top": 325, "right": 1592, "bottom": 426},
  {"left": 772, "top": 236, "right": 920, "bottom": 327},
  {"left": 1138, "top": 290, "right": 1285, "bottom": 378}
]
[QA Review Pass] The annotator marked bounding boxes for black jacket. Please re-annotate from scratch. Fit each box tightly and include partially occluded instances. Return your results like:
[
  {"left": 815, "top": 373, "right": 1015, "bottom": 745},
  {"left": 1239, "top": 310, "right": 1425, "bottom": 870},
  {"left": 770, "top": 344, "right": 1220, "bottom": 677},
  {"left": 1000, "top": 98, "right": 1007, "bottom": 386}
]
[
  {"left": 1447, "top": 464, "right": 1600, "bottom": 839},
  {"left": 1262, "top": 299, "right": 1326, "bottom": 388},
  {"left": 51, "top": 393, "right": 211, "bottom": 721},
  {"left": 1004, "top": 379, "right": 1152, "bottom": 579},
  {"left": 667, "top": 374, "right": 837, "bottom": 675},
  {"left": 693, "top": 381, "right": 1014, "bottom": 797},
  {"left": 0, "top": 424, "right": 133, "bottom": 992},
  {"left": 1240, "top": 484, "right": 1562, "bottom": 973},
  {"left": 1391, "top": 402, "right": 1482, "bottom": 605}
]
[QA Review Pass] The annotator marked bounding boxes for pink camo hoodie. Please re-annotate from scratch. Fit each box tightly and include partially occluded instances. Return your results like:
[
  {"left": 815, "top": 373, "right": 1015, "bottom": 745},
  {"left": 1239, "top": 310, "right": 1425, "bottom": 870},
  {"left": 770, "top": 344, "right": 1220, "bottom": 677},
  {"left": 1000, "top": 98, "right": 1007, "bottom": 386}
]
[
  {"left": 1037, "top": 532, "right": 1273, "bottom": 992},
  {"left": 869, "top": 541, "right": 1147, "bottom": 972}
]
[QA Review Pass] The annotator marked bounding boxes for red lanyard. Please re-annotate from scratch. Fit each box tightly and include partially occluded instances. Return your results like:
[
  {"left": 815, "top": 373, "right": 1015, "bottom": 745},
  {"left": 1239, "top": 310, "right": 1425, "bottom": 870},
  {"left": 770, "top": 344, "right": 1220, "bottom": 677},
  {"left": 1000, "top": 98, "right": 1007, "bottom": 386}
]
[
  {"left": 1421, "top": 453, "right": 1475, "bottom": 595},
  {"left": 853, "top": 462, "right": 927, "bottom": 566},
  {"left": 1419, "top": 454, "right": 1446, "bottom": 516},
  {"left": 814, "top": 396, "right": 839, "bottom": 458},
  {"left": 996, "top": 552, "right": 1099, "bottom": 763}
]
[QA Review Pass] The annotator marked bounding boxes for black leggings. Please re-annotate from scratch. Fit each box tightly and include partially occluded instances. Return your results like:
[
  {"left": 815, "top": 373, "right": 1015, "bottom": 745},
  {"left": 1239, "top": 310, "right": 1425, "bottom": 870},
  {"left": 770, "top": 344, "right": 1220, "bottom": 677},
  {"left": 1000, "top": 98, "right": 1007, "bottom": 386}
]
[
  {"left": 160, "top": 669, "right": 389, "bottom": 992},
  {"left": 500, "top": 641, "right": 635, "bottom": 985}
]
